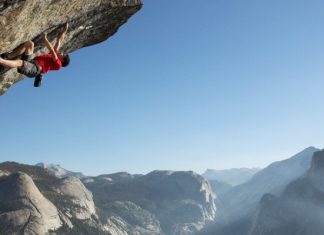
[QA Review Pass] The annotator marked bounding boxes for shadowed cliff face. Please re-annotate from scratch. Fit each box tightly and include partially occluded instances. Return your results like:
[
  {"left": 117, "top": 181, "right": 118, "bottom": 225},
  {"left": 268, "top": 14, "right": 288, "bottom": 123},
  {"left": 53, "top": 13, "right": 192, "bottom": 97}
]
[
  {"left": 199, "top": 147, "right": 320, "bottom": 235},
  {"left": 83, "top": 170, "right": 217, "bottom": 235},
  {"left": 0, "top": 0, "right": 142, "bottom": 95},
  {"left": 217, "top": 147, "right": 318, "bottom": 223},
  {"left": 250, "top": 149, "right": 324, "bottom": 235}
]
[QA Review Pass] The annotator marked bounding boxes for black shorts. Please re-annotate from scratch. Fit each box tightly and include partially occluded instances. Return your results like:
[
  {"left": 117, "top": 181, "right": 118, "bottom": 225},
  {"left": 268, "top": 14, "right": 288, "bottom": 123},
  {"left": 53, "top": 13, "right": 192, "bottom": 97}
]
[{"left": 18, "top": 59, "right": 41, "bottom": 78}]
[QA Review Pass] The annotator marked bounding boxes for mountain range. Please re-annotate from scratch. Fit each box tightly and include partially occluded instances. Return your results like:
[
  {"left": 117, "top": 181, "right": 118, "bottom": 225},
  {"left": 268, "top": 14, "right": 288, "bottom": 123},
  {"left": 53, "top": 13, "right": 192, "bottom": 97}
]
[
  {"left": 250, "top": 149, "right": 324, "bottom": 235},
  {"left": 1, "top": 146, "right": 324, "bottom": 235},
  {"left": 201, "top": 146, "right": 322, "bottom": 235},
  {"left": 0, "top": 162, "right": 216, "bottom": 235}
]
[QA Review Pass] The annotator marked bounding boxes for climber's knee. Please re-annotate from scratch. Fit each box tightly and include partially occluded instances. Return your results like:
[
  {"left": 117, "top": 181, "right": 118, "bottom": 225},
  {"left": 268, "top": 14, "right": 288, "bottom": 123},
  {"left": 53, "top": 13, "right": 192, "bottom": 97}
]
[
  {"left": 25, "top": 41, "right": 34, "bottom": 48},
  {"left": 25, "top": 41, "right": 34, "bottom": 55}
]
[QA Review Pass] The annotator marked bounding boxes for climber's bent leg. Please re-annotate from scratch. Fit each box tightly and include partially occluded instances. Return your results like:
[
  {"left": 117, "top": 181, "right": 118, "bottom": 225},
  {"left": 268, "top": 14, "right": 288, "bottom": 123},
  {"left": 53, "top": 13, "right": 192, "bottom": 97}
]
[
  {"left": 0, "top": 57, "right": 41, "bottom": 77},
  {"left": 18, "top": 60, "right": 41, "bottom": 78},
  {"left": 6, "top": 41, "right": 34, "bottom": 60}
]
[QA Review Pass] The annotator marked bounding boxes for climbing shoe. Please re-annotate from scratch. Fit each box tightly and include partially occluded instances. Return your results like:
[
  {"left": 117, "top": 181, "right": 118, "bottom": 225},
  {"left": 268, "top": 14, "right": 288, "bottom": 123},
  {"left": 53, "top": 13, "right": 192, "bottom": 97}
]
[{"left": 34, "top": 74, "right": 42, "bottom": 87}]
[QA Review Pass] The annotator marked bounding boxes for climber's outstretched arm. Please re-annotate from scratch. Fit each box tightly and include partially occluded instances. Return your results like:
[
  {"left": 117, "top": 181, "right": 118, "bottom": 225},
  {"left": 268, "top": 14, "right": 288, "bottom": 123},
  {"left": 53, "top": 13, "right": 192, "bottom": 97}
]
[
  {"left": 42, "top": 33, "right": 58, "bottom": 62},
  {"left": 54, "top": 23, "right": 69, "bottom": 51}
]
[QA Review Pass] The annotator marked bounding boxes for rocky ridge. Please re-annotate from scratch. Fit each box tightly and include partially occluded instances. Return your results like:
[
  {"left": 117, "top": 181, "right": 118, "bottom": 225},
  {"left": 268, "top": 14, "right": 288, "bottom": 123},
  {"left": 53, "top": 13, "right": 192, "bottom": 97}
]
[
  {"left": 55, "top": 176, "right": 96, "bottom": 220},
  {"left": 0, "top": 172, "right": 64, "bottom": 235},
  {"left": 0, "top": 162, "right": 216, "bottom": 235},
  {"left": 36, "top": 162, "right": 85, "bottom": 179},
  {"left": 83, "top": 170, "right": 216, "bottom": 235},
  {"left": 250, "top": 149, "right": 324, "bottom": 235},
  {"left": 200, "top": 147, "right": 320, "bottom": 235},
  {"left": 221, "top": 147, "right": 319, "bottom": 221},
  {"left": 0, "top": 0, "right": 142, "bottom": 95},
  {"left": 0, "top": 162, "right": 98, "bottom": 234}
]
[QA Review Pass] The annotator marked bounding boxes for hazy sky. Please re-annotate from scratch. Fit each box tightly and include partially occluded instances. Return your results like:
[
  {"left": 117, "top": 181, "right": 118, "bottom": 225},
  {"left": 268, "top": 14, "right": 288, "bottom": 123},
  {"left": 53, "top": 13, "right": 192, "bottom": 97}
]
[{"left": 2, "top": 0, "right": 324, "bottom": 175}]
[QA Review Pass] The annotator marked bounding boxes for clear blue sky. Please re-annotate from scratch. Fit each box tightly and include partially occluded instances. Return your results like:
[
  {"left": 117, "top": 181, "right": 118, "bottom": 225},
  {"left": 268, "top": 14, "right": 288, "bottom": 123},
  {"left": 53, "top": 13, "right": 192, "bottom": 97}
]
[{"left": 1, "top": 0, "right": 324, "bottom": 175}]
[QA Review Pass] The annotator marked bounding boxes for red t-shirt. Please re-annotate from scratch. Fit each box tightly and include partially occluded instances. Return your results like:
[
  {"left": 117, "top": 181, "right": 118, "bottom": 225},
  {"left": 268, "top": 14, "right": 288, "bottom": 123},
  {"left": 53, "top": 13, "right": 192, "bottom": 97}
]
[{"left": 34, "top": 50, "right": 62, "bottom": 74}]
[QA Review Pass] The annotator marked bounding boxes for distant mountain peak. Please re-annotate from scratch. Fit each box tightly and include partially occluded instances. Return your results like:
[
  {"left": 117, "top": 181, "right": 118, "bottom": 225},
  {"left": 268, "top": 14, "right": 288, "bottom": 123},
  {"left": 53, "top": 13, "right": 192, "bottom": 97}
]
[
  {"left": 305, "top": 146, "right": 319, "bottom": 151},
  {"left": 290, "top": 146, "right": 320, "bottom": 159},
  {"left": 250, "top": 148, "right": 324, "bottom": 235},
  {"left": 36, "top": 162, "right": 85, "bottom": 179}
]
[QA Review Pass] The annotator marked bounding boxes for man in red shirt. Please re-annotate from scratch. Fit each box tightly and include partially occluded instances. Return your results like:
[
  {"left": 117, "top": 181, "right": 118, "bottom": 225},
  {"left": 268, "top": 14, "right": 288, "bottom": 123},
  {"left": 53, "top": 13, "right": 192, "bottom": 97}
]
[{"left": 0, "top": 23, "right": 70, "bottom": 87}]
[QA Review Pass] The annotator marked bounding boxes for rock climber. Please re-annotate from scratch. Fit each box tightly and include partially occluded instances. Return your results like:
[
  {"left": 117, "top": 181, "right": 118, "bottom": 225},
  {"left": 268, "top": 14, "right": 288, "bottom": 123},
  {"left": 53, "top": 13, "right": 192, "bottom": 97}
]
[{"left": 0, "top": 23, "right": 70, "bottom": 87}]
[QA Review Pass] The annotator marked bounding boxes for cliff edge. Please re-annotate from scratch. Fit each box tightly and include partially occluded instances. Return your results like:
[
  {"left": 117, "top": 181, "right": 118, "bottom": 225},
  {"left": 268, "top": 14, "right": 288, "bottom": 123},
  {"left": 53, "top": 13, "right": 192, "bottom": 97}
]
[{"left": 0, "top": 0, "right": 142, "bottom": 95}]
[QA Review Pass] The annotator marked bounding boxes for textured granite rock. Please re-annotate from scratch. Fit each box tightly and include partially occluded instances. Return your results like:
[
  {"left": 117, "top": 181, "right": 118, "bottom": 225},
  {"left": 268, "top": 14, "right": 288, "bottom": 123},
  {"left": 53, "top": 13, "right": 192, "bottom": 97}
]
[
  {"left": 0, "top": 161, "right": 216, "bottom": 235},
  {"left": 55, "top": 176, "right": 97, "bottom": 220},
  {"left": 103, "top": 201, "right": 162, "bottom": 235},
  {"left": 84, "top": 170, "right": 216, "bottom": 235},
  {"left": 0, "top": 0, "right": 142, "bottom": 95},
  {"left": 0, "top": 172, "right": 64, "bottom": 234}
]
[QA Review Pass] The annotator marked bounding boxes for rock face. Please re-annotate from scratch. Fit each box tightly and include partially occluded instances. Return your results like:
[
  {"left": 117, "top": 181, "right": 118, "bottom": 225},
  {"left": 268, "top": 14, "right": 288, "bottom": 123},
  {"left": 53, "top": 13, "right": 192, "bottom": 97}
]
[
  {"left": 55, "top": 176, "right": 96, "bottom": 220},
  {"left": 84, "top": 170, "right": 216, "bottom": 235},
  {"left": 0, "top": 162, "right": 216, "bottom": 235},
  {"left": 250, "top": 149, "right": 324, "bottom": 235},
  {"left": 0, "top": 172, "right": 63, "bottom": 234},
  {"left": 222, "top": 147, "right": 318, "bottom": 220},
  {"left": 200, "top": 147, "right": 320, "bottom": 235},
  {"left": 0, "top": 0, "right": 142, "bottom": 95},
  {"left": 0, "top": 162, "right": 99, "bottom": 234},
  {"left": 103, "top": 201, "right": 162, "bottom": 235}
]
